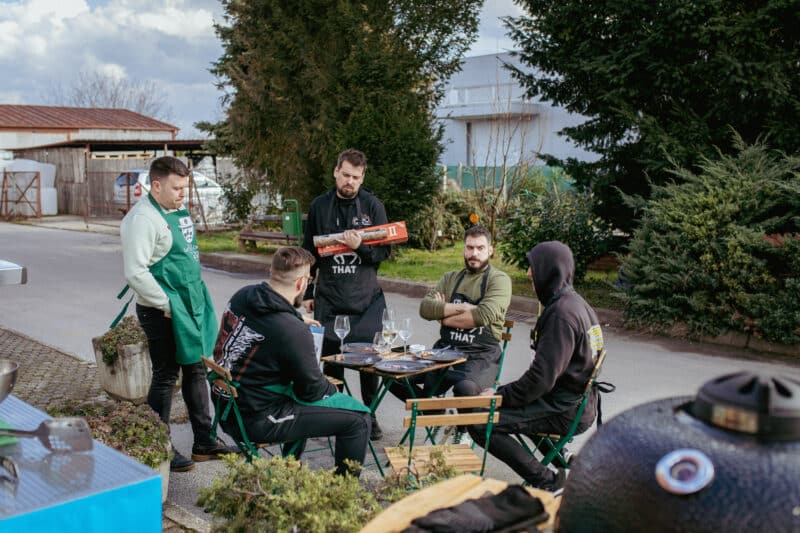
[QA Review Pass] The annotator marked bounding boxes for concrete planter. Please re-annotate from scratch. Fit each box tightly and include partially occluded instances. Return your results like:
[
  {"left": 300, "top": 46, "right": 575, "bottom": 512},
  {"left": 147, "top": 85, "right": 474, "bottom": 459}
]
[
  {"left": 158, "top": 446, "right": 170, "bottom": 504},
  {"left": 92, "top": 337, "right": 151, "bottom": 403}
]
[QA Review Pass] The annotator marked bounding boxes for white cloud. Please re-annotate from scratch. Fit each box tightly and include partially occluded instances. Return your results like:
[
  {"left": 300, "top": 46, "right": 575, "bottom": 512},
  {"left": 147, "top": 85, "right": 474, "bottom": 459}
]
[
  {"left": 468, "top": 0, "right": 525, "bottom": 57},
  {"left": 97, "top": 63, "right": 128, "bottom": 80}
]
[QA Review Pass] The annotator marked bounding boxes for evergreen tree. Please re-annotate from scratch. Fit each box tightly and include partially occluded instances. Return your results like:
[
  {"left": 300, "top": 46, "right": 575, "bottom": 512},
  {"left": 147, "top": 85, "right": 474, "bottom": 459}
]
[
  {"left": 203, "top": 0, "right": 481, "bottom": 221},
  {"left": 506, "top": 1, "right": 800, "bottom": 232}
]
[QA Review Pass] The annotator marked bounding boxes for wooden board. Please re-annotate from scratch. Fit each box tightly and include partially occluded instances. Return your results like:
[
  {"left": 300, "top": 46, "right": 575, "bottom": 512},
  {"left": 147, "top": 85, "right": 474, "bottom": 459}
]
[{"left": 384, "top": 444, "right": 483, "bottom": 474}]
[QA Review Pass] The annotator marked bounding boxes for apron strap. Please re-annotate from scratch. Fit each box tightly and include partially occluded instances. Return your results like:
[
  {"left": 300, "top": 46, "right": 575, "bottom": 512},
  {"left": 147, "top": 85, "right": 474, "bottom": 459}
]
[
  {"left": 109, "top": 284, "right": 134, "bottom": 329},
  {"left": 450, "top": 266, "right": 491, "bottom": 303}
]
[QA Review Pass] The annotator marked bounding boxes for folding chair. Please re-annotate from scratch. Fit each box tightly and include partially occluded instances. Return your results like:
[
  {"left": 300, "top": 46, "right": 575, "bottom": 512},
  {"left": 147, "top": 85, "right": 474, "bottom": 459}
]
[
  {"left": 385, "top": 395, "right": 502, "bottom": 478},
  {"left": 202, "top": 356, "right": 308, "bottom": 462},
  {"left": 512, "top": 349, "right": 613, "bottom": 469},
  {"left": 495, "top": 319, "right": 514, "bottom": 387}
]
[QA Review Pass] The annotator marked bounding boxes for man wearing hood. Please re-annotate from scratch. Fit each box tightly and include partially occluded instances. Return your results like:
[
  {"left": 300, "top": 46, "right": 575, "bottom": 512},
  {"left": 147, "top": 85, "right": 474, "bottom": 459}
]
[
  {"left": 211, "top": 246, "right": 372, "bottom": 476},
  {"left": 467, "top": 241, "right": 604, "bottom": 491},
  {"left": 302, "top": 148, "right": 389, "bottom": 441}
]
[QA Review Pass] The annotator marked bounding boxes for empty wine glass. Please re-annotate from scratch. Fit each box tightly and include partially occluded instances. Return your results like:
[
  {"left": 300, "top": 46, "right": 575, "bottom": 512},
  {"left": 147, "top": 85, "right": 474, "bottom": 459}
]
[
  {"left": 382, "top": 306, "right": 396, "bottom": 326},
  {"left": 372, "top": 331, "right": 387, "bottom": 354},
  {"left": 334, "top": 315, "right": 350, "bottom": 355},
  {"left": 382, "top": 320, "right": 398, "bottom": 349},
  {"left": 398, "top": 318, "right": 412, "bottom": 355}
]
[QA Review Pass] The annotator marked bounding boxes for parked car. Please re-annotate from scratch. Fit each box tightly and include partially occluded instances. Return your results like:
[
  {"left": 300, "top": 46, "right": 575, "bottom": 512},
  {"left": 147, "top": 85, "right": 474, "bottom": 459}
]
[{"left": 114, "top": 169, "right": 224, "bottom": 223}]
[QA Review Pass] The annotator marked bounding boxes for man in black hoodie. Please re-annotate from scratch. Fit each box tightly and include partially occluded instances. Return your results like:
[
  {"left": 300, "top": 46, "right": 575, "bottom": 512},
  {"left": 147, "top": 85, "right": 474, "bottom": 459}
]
[
  {"left": 467, "top": 241, "right": 604, "bottom": 491},
  {"left": 302, "top": 148, "right": 389, "bottom": 440},
  {"left": 212, "top": 247, "right": 372, "bottom": 476}
]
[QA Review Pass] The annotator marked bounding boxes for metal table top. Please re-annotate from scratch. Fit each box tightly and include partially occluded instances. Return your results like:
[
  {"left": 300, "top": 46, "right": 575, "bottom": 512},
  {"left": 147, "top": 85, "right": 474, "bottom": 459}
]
[{"left": 0, "top": 395, "right": 158, "bottom": 519}]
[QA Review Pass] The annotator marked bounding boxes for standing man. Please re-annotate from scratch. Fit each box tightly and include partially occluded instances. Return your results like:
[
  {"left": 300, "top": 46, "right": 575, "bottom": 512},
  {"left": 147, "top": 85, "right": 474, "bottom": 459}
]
[
  {"left": 467, "top": 241, "right": 605, "bottom": 491},
  {"left": 120, "top": 156, "right": 236, "bottom": 472},
  {"left": 302, "top": 148, "right": 389, "bottom": 440},
  {"left": 391, "top": 226, "right": 511, "bottom": 404},
  {"left": 212, "top": 247, "right": 372, "bottom": 477}
]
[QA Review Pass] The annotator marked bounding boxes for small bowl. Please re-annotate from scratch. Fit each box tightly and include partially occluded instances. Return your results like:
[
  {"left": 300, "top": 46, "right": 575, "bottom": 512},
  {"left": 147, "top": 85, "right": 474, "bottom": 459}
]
[{"left": 0, "top": 359, "right": 19, "bottom": 404}]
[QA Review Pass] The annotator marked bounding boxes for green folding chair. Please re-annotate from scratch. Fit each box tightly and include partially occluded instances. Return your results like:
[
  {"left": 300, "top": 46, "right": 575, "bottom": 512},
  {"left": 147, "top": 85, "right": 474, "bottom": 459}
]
[
  {"left": 202, "top": 356, "right": 308, "bottom": 462},
  {"left": 494, "top": 319, "right": 514, "bottom": 387},
  {"left": 512, "top": 349, "right": 613, "bottom": 469},
  {"left": 385, "top": 395, "right": 502, "bottom": 480}
]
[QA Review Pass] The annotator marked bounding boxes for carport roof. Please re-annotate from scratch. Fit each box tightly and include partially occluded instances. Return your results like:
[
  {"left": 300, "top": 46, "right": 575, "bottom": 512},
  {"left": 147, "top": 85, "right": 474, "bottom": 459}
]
[{"left": 0, "top": 105, "right": 177, "bottom": 132}]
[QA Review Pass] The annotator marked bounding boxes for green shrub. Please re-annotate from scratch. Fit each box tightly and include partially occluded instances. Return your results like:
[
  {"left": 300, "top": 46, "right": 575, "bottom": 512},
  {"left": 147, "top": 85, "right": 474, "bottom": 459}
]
[
  {"left": 407, "top": 191, "right": 470, "bottom": 251},
  {"left": 221, "top": 180, "right": 256, "bottom": 223},
  {"left": 499, "top": 184, "right": 612, "bottom": 281},
  {"left": 97, "top": 315, "right": 147, "bottom": 367},
  {"left": 199, "top": 455, "right": 380, "bottom": 532},
  {"left": 621, "top": 136, "right": 800, "bottom": 344},
  {"left": 48, "top": 401, "right": 171, "bottom": 469}
]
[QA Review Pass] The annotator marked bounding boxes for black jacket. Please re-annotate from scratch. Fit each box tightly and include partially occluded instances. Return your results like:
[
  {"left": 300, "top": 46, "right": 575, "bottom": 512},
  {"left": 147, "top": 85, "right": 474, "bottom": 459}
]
[
  {"left": 213, "top": 282, "right": 335, "bottom": 415},
  {"left": 498, "top": 241, "right": 603, "bottom": 411}
]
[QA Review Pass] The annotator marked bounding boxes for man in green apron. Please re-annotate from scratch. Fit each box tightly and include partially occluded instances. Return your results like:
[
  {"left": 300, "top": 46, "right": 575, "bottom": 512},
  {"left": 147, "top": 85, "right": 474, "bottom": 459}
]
[
  {"left": 120, "top": 156, "right": 236, "bottom": 472},
  {"left": 212, "top": 247, "right": 372, "bottom": 476}
]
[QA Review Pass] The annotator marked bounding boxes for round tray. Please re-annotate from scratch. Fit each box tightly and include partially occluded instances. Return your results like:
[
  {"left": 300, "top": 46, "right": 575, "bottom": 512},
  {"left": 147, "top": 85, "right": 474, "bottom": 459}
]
[
  {"left": 417, "top": 348, "right": 464, "bottom": 363},
  {"left": 336, "top": 354, "right": 383, "bottom": 367},
  {"left": 342, "top": 342, "right": 379, "bottom": 355},
  {"left": 373, "top": 360, "right": 431, "bottom": 374}
]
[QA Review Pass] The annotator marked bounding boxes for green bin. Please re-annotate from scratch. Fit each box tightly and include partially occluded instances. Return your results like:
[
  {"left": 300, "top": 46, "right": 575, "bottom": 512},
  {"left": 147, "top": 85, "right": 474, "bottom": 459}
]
[{"left": 281, "top": 199, "right": 303, "bottom": 244}]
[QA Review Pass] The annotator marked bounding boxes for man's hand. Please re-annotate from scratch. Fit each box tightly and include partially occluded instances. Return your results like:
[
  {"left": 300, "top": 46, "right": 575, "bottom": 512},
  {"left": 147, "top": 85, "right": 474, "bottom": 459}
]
[
  {"left": 164, "top": 309, "right": 172, "bottom": 319},
  {"left": 302, "top": 315, "right": 321, "bottom": 327},
  {"left": 302, "top": 299, "right": 315, "bottom": 313},
  {"left": 480, "top": 388, "right": 497, "bottom": 396},
  {"left": 337, "top": 229, "right": 362, "bottom": 250},
  {"left": 433, "top": 292, "right": 446, "bottom": 302}
]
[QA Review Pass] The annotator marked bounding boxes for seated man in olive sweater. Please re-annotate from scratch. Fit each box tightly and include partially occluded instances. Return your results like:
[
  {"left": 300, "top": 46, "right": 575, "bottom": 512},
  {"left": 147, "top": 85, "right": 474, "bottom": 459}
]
[
  {"left": 468, "top": 241, "right": 604, "bottom": 491},
  {"left": 390, "top": 225, "right": 511, "bottom": 402}
]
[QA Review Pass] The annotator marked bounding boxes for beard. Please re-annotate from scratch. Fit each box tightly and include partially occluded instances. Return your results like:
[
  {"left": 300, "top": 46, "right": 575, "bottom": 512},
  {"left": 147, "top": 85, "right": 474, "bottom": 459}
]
[
  {"left": 464, "top": 256, "right": 489, "bottom": 274},
  {"left": 336, "top": 185, "right": 357, "bottom": 199},
  {"left": 293, "top": 292, "right": 304, "bottom": 308}
]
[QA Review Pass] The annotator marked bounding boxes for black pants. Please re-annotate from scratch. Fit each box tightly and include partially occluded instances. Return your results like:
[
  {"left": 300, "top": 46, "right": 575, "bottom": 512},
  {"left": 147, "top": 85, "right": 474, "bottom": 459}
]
[
  {"left": 136, "top": 304, "right": 214, "bottom": 447},
  {"left": 321, "top": 337, "right": 379, "bottom": 408},
  {"left": 467, "top": 401, "right": 591, "bottom": 486},
  {"left": 232, "top": 403, "right": 371, "bottom": 477}
]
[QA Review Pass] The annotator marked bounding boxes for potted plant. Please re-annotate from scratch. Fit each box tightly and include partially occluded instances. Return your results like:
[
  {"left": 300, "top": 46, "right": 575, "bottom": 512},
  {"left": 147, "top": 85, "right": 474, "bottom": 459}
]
[
  {"left": 49, "top": 401, "right": 172, "bottom": 503},
  {"left": 92, "top": 315, "right": 151, "bottom": 403}
]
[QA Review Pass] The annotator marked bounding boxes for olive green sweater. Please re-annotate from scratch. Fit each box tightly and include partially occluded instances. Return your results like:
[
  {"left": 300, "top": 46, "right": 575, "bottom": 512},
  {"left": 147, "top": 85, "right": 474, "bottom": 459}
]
[{"left": 419, "top": 266, "right": 512, "bottom": 341}]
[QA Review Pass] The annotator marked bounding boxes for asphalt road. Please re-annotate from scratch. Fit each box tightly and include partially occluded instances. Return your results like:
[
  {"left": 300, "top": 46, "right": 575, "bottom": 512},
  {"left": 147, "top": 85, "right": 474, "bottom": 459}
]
[{"left": 3, "top": 220, "right": 799, "bottom": 520}]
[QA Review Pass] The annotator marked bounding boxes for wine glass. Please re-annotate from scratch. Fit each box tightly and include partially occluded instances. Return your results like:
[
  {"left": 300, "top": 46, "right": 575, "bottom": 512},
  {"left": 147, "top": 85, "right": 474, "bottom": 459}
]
[
  {"left": 382, "top": 306, "right": 396, "bottom": 326},
  {"left": 372, "top": 331, "right": 387, "bottom": 354},
  {"left": 382, "top": 320, "right": 398, "bottom": 350},
  {"left": 334, "top": 315, "right": 350, "bottom": 355},
  {"left": 398, "top": 318, "right": 412, "bottom": 355}
]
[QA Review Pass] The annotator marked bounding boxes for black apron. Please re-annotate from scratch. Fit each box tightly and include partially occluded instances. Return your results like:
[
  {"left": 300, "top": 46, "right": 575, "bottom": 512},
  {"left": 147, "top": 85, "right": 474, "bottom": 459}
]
[
  {"left": 314, "top": 194, "right": 385, "bottom": 345},
  {"left": 435, "top": 267, "right": 502, "bottom": 389}
]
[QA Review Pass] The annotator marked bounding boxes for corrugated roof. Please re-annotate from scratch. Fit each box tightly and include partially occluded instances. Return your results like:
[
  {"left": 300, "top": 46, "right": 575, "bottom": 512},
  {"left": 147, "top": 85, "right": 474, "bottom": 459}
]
[{"left": 0, "top": 105, "right": 177, "bottom": 132}]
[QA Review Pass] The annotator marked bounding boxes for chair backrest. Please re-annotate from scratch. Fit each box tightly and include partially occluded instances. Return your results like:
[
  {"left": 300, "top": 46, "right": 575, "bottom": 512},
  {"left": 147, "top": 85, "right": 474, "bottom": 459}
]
[
  {"left": 494, "top": 319, "right": 514, "bottom": 387},
  {"left": 403, "top": 395, "right": 503, "bottom": 477},
  {"left": 583, "top": 349, "right": 607, "bottom": 396},
  {"left": 202, "top": 356, "right": 238, "bottom": 398},
  {"left": 403, "top": 396, "right": 503, "bottom": 429}
]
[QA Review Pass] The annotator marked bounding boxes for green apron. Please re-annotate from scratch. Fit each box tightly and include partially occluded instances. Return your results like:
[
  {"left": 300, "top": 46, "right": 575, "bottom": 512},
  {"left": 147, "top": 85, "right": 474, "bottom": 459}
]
[
  {"left": 264, "top": 383, "right": 370, "bottom": 413},
  {"left": 146, "top": 194, "right": 217, "bottom": 364}
]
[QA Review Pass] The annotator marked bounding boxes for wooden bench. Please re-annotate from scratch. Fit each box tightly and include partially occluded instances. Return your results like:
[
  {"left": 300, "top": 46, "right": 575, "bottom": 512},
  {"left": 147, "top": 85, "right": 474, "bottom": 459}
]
[
  {"left": 385, "top": 395, "right": 502, "bottom": 477},
  {"left": 238, "top": 229, "right": 301, "bottom": 251}
]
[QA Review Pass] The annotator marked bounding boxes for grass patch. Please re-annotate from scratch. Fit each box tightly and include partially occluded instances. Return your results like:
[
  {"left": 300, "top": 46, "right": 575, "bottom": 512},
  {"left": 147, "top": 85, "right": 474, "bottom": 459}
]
[{"left": 196, "top": 235, "right": 623, "bottom": 310}]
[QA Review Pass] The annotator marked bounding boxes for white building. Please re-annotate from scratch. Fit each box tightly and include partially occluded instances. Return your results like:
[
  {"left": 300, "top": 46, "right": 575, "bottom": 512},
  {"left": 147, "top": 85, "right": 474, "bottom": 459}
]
[{"left": 436, "top": 53, "right": 598, "bottom": 169}]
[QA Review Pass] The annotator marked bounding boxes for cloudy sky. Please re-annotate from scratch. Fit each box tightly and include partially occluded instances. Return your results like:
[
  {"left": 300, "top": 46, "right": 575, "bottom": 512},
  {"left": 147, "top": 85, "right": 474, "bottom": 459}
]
[{"left": 0, "top": 0, "right": 523, "bottom": 138}]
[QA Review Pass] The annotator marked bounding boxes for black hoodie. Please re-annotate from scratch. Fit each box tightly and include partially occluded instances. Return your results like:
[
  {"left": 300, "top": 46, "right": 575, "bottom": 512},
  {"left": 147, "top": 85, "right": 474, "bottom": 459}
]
[
  {"left": 213, "top": 282, "right": 336, "bottom": 415},
  {"left": 497, "top": 241, "right": 604, "bottom": 411}
]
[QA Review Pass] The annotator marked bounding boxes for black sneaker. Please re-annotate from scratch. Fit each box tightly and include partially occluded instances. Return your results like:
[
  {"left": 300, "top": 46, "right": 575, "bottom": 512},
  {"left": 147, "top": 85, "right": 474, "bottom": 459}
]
[
  {"left": 191, "top": 438, "right": 240, "bottom": 462},
  {"left": 370, "top": 418, "right": 383, "bottom": 441},
  {"left": 538, "top": 468, "right": 567, "bottom": 493},
  {"left": 170, "top": 451, "right": 195, "bottom": 472}
]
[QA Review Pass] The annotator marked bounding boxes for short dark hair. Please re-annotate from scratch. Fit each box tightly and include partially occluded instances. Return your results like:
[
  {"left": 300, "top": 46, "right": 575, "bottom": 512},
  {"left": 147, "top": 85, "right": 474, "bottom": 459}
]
[
  {"left": 149, "top": 156, "right": 190, "bottom": 182},
  {"left": 465, "top": 225, "right": 493, "bottom": 245},
  {"left": 336, "top": 148, "right": 367, "bottom": 171},
  {"left": 269, "top": 246, "right": 315, "bottom": 285}
]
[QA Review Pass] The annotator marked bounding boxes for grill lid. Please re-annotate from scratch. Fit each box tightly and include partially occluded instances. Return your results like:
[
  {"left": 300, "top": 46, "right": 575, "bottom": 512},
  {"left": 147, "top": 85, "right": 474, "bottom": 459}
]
[{"left": 691, "top": 372, "right": 800, "bottom": 441}]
